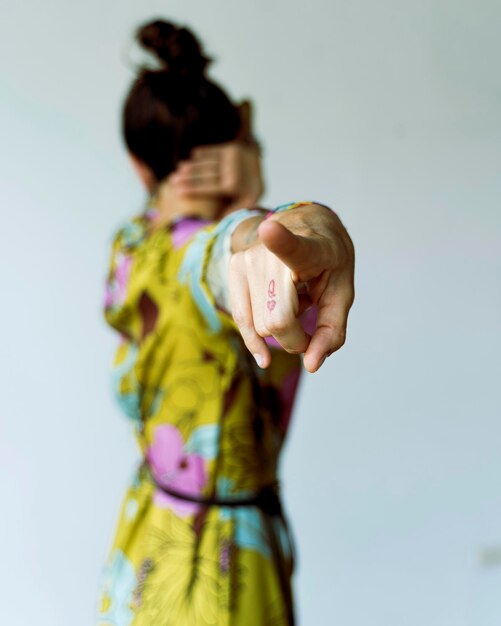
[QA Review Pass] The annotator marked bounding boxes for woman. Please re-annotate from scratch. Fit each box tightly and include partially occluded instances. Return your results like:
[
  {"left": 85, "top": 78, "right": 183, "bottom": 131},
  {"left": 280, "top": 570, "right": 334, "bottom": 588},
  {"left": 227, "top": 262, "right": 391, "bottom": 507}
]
[{"left": 97, "top": 19, "right": 354, "bottom": 626}]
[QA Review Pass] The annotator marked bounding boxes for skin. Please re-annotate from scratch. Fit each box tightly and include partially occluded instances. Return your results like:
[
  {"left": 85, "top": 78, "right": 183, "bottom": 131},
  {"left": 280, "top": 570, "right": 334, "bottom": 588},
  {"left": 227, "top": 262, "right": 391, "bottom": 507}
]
[
  {"left": 130, "top": 150, "right": 355, "bottom": 374},
  {"left": 170, "top": 142, "right": 264, "bottom": 216},
  {"left": 171, "top": 102, "right": 264, "bottom": 216},
  {"left": 130, "top": 154, "right": 224, "bottom": 226},
  {"left": 229, "top": 206, "right": 355, "bottom": 373}
]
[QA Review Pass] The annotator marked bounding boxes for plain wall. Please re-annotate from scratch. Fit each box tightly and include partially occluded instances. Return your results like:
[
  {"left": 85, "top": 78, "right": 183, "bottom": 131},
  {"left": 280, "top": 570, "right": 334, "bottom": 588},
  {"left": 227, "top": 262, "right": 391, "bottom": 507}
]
[{"left": 1, "top": 1, "right": 500, "bottom": 624}]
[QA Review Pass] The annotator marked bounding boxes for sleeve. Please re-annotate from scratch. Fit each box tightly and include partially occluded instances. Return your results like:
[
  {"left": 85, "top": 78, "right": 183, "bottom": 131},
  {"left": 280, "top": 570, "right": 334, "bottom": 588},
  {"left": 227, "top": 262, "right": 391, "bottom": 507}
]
[
  {"left": 178, "top": 208, "right": 264, "bottom": 334},
  {"left": 103, "top": 217, "right": 146, "bottom": 338},
  {"left": 204, "top": 215, "right": 243, "bottom": 314},
  {"left": 103, "top": 230, "right": 130, "bottom": 323}
]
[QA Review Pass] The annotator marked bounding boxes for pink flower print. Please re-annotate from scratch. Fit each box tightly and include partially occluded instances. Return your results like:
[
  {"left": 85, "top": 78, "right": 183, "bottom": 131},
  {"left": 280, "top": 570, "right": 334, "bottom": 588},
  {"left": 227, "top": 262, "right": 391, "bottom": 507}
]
[
  {"left": 115, "top": 253, "right": 133, "bottom": 304},
  {"left": 219, "top": 539, "right": 234, "bottom": 574},
  {"left": 147, "top": 424, "right": 207, "bottom": 517},
  {"left": 104, "top": 283, "right": 114, "bottom": 309},
  {"left": 105, "top": 253, "right": 133, "bottom": 310},
  {"left": 171, "top": 217, "right": 209, "bottom": 249}
]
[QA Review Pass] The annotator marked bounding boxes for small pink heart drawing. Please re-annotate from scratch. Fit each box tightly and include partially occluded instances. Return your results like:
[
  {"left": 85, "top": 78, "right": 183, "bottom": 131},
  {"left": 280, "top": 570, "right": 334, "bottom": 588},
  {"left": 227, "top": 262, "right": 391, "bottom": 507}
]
[{"left": 267, "top": 300, "right": 276, "bottom": 311}]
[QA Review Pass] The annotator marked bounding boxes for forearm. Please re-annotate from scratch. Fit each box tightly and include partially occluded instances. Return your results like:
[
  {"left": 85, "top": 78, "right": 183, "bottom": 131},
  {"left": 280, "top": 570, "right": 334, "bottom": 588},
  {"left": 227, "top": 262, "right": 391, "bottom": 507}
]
[{"left": 181, "top": 199, "right": 354, "bottom": 372}]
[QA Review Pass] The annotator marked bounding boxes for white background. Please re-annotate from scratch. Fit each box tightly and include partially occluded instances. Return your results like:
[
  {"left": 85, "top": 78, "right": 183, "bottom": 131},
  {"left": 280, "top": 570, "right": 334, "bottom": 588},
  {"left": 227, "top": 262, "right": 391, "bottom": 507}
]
[{"left": 1, "top": 1, "right": 500, "bottom": 624}]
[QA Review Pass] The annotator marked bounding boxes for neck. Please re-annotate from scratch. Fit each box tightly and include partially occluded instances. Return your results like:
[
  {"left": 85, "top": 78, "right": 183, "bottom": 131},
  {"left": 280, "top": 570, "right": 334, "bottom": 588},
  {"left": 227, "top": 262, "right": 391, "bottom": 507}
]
[{"left": 150, "top": 179, "right": 224, "bottom": 228}]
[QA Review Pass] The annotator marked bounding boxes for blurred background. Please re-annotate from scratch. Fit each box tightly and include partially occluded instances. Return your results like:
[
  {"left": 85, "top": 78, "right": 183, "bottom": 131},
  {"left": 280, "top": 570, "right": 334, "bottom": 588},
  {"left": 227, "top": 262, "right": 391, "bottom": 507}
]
[{"left": 1, "top": 1, "right": 500, "bottom": 624}]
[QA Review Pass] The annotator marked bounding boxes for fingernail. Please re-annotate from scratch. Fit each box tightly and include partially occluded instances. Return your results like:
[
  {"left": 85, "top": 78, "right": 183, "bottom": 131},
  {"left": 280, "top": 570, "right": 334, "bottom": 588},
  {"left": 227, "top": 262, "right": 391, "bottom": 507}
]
[{"left": 253, "top": 353, "right": 265, "bottom": 368}]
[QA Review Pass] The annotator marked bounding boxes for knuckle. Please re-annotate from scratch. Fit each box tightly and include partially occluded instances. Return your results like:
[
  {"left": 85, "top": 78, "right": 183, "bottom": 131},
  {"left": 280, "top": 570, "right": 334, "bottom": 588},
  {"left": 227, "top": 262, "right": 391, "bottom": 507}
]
[
  {"left": 232, "top": 310, "right": 249, "bottom": 328},
  {"left": 243, "top": 248, "right": 256, "bottom": 266},
  {"left": 284, "top": 347, "right": 303, "bottom": 355},
  {"left": 331, "top": 327, "right": 347, "bottom": 351},
  {"left": 344, "top": 286, "right": 355, "bottom": 308},
  {"left": 229, "top": 253, "right": 243, "bottom": 271},
  {"left": 255, "top": 324, "right": 268, "bottom": 338},
  {"left": 266, "top": 316, "right": 291, "bottom": 334}
]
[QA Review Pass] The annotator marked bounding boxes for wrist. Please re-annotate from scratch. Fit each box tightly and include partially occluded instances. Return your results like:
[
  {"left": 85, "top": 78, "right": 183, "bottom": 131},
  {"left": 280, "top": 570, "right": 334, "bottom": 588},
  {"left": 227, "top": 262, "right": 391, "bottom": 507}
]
[
  {"left": 231, "top": 213, "right": 267, "bottom": 252},
  {"left": 266, "top": 202, "right": 337, "bottom": 239},
  {"left": 265, "top": 201, "right": 316, "bottom": 220}
]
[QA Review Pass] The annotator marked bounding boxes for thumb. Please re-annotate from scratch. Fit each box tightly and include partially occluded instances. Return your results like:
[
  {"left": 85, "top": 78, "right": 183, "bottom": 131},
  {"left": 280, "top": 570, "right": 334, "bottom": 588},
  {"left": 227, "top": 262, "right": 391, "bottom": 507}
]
[{"left": 258, "top": 220, "right": 322, "bottom": 279}]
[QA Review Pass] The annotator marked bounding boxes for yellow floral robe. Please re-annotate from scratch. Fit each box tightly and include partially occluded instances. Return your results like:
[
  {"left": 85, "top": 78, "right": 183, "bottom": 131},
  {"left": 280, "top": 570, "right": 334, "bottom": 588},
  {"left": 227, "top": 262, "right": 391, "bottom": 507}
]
[{"left": 97, "top": 209, "right": 304, "bottom": 626}]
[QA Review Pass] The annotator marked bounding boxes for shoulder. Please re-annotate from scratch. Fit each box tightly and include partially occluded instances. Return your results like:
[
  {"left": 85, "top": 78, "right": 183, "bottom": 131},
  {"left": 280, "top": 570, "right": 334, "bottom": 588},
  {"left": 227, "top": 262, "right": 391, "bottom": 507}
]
[{"left": 111, "top": 212, "right": 151, "bottom": 253}]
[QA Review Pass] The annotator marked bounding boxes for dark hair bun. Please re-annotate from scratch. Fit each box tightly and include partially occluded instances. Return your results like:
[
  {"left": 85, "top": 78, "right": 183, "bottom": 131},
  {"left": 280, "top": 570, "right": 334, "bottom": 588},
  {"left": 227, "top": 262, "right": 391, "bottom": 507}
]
[{"left": 137, "top": 19, "right": 210, "bottom": 78}]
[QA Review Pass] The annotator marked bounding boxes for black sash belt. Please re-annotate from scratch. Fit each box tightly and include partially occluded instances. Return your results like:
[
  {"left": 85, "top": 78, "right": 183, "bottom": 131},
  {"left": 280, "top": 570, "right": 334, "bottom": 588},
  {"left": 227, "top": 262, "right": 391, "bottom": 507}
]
[
  {"left": 150, "top": 479, "right": 284, "bottom": 516},
  {"left": 147, "top": 470, "right": 295, "bottom": 626}
]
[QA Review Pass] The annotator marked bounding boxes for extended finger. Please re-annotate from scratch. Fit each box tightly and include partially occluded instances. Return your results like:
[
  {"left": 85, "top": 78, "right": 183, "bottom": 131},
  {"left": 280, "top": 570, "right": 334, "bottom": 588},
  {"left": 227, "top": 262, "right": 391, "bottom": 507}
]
[
  {"left": 303, "top": 278, "right": 354, "bottom": 372},
  {"left": 229, "top": 255, "right": 270, "bottom": 368}
]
